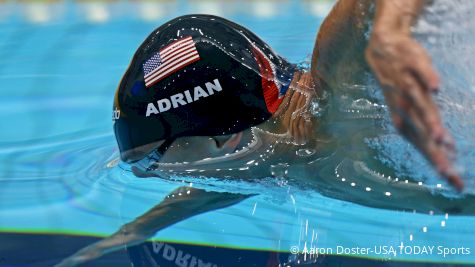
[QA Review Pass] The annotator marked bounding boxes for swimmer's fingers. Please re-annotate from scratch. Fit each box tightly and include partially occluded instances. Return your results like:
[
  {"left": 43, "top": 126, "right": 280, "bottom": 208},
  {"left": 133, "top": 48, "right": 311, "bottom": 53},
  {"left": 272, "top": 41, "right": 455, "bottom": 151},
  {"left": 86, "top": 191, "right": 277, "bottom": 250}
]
[
  {"left": 289, "top": 97, "right": 302, "bottom": 143},
  {"left": 398, "top": 41, "right": 444, "bottom": 139},
  {"left": 274, "top": 86, "right": 293, "bottom": 117},
  {"left": 401, "top": 75, "right": 457, "bottom": 167},
  {"left": 406, "top": 42, "right": 440, "bottom": 92},
  {"left": 366, "top": 32, "right": 463, "bottom": 190},
  {"left": 427, "top": 144, "right": 464, "bottom": 191},
  {"left": 278, "top": 89, "right": 306, "bottom": 144},
  {"left": 282, "top": 89, "right": 299, "bottom": 132},
  {"left": 405, "top": 56, "right": 455, "bottom": 150},
  {"left": 392, "top": 93, "right": 463, "bottom": 191},
  {"left": 385, "top": 43, "right": 458, "bottom": 180},
  {"left": 399, "top": 75, "right": 448, "bottom": 147},
  {"left": 294, "top": 91, "right": 314, "bottom": 145},
  {"left": 293, "top": 91, "right": 308, "bottom": 144},
  {"left": 408, "top": 108, "right": 464, "bottom": 191}
]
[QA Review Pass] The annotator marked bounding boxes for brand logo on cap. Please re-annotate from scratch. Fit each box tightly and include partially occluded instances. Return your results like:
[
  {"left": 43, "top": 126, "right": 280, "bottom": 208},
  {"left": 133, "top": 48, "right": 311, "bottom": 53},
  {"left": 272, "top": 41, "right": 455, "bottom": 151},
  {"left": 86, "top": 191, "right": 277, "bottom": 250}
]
[{"left": 112, "top": 107, "right": 121, "bottom": 121}]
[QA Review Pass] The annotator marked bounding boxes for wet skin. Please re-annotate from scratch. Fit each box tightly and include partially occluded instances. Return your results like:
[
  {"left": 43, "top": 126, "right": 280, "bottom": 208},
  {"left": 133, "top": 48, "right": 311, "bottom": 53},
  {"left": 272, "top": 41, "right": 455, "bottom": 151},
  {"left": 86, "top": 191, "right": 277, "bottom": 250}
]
[
  {"left": 55, "top": 1, "right": 470, "bottom": 266},
  {"left": 144, "top": 71, "right": 474, "bottom": 214},
  {"left": 157, "top": 0, "right": 462, "bottom": 189},
  {"left": 55, "top": 69, "right": 475, "bottom": 267},
  {"left": 331, "top": 0, "right": 463, "bottom": 190}
]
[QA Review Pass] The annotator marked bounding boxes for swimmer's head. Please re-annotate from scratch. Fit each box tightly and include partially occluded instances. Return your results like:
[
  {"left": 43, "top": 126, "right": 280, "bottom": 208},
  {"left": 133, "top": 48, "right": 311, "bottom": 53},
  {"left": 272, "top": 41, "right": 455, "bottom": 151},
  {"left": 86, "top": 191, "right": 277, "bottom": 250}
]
[{"left": 113, "top": 15, "right": 295, "bottom": 163}]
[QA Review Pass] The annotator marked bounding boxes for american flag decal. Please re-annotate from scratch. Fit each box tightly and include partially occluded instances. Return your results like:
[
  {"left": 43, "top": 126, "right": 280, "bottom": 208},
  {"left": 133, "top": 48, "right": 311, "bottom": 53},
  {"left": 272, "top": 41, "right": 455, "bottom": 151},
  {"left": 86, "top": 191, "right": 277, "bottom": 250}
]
[{"left": 143, "top": 36, "right": 200, "bottom": 88}]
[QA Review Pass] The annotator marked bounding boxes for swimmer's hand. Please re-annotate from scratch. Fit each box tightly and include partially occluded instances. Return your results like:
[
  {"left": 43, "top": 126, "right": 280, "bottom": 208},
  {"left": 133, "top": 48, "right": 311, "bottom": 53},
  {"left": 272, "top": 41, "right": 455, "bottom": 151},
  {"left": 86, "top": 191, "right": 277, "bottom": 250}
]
[
  {"left": 365, "top": 30, "right": 464, "bottom": 191},
  {"left": 275, "top": 72, "right": 315, "bottom": 145}
]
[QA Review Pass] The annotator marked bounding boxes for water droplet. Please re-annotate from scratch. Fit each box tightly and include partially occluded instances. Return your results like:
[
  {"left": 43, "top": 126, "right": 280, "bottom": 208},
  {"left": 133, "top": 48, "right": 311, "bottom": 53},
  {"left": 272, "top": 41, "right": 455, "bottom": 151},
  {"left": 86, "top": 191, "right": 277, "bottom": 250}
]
[
  {"left": 296, "top": 148, "right": 316, "bottom": 157},
  {"left": 351, "top": 98, "right": 373, "bottom": 110},
  {"left": 310, "top": 100, "right": 322, "bottom": 116},
  {"left": 270, "top": 163, "right": 289, "bottom": 178}
]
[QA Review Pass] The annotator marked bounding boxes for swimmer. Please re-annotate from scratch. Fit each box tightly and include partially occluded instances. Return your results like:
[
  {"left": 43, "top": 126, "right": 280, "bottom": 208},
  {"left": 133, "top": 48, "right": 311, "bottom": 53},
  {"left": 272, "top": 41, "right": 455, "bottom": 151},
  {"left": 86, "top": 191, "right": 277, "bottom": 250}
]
[{"left": 55, "top": 1, "right": 468, "bottom": 266}]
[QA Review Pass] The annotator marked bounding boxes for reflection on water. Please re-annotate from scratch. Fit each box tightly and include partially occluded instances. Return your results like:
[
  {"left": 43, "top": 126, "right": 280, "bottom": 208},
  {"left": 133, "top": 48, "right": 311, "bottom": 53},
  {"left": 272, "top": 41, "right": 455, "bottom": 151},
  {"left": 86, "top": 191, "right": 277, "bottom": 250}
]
[{"left": 1, "top": 0, "right": 475, "bottom": 266}]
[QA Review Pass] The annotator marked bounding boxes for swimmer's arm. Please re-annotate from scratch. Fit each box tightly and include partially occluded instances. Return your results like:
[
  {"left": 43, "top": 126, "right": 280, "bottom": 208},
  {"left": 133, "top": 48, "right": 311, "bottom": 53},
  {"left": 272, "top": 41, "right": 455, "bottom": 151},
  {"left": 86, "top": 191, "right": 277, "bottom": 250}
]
[
  {"left": 54, "top": 187, "right": 252, "bottom": 267},
  {"left": 311, "top": 0, "right": 373, "bottom": 88},
  {"left": 311, "top": 0, "right": 424, "bottom": 86},
  {"left": 368, "top": 0, "right": 463, "bottom": 190},
  {"left": 314, "top": 0, "right": 464, "bottom": 190}
]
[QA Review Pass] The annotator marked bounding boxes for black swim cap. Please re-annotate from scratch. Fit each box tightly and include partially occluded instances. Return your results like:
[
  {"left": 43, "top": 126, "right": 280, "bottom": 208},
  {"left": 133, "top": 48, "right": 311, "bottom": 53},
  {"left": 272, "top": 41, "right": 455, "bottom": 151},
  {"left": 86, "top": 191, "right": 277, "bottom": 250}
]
[{"left": 113, "top": 14, "right": 295, "bottom": 162}]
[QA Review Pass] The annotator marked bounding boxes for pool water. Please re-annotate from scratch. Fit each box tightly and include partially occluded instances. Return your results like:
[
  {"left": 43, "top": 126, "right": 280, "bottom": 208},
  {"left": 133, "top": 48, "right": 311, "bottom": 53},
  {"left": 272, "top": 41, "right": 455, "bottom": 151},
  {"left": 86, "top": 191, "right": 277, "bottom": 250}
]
[{"left": 0, "top": 0, "right": 474, "bottom": 266}]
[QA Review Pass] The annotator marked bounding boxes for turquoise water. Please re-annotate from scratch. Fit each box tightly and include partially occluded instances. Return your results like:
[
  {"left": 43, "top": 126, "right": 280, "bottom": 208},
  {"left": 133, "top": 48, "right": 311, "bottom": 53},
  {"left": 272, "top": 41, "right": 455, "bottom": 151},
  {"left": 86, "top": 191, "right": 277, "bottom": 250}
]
[{"left": 1, "top": 1, "right": 474, "bottom": 266}]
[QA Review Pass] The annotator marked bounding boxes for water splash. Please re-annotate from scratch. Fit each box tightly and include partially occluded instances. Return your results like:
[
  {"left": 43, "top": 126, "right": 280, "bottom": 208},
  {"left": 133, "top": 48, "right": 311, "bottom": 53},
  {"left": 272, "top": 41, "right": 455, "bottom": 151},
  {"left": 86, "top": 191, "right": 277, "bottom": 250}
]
[{"left": 364, "top": 0, "right": 475, "bottom": 193}]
